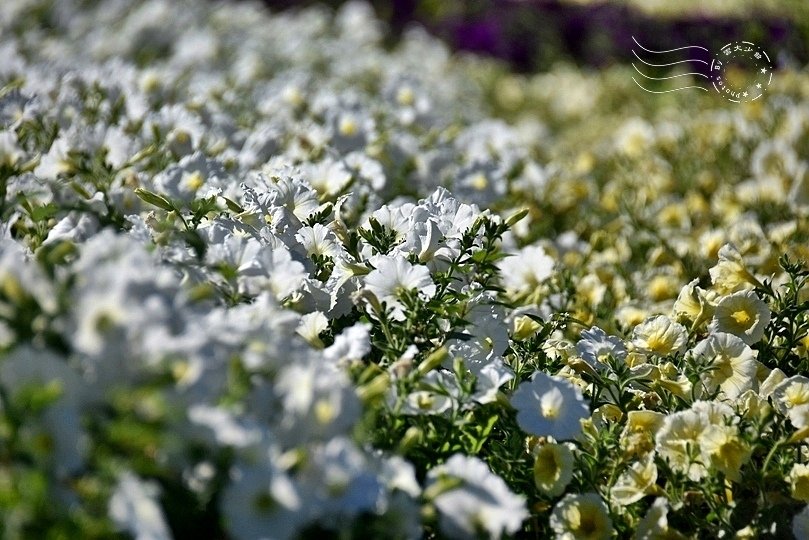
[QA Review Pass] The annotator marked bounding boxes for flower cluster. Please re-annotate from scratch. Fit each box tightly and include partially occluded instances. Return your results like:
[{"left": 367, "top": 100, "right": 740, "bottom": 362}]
[{"left": 1, "top": 0, "right": 808, "bottom": 538}]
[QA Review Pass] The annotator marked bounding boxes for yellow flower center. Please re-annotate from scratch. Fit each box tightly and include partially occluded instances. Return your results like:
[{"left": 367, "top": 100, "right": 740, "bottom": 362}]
[
  {"left": 730, "top": 309, "right": 752, "bottom": 326},
  {"left": 338, "top": 117, "right": 358, "bottom": 137},
  {"left": 785, "top": 384, "right": 809, "bottom": 408},
  {"left": 470, "top": 173, "right": 488, "bottom": 191},
  {"left": 184, "top": 170, "right": 204, "bottom": 191},
  {"left": 314, "top": 399, "right": 336, "bottom": 425},
  {"left": 396, "top": 86, "right": 415, "bottom": 106},
  {"left": 534, "top": 449, "right": 561, "bottom": 484}
]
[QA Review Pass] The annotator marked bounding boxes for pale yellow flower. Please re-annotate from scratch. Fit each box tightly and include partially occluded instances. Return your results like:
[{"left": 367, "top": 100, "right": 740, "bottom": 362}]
[
  {"left": 773, "top": 376, "right": 809, "bottom": 430},
  {"left": 789, "top": 463, "right": 809, "bottom": 501},
  {"left": 533, "top": 442, "right": 574, "bottom": 497},
  {"left": 709, "top": 291, "right": 771, "bottom": 346},
  {"left": 691, "top": 332, "right": 758, "bottom": 400},
  {"left": 550, "top": 492, "right": 613, "bottom": 540},
  {"left": 708, "top": 243, "right": 762, "bottom": 294},
  {"left": 645, "top": 273, "right": 680, "bottom": 303},
  {"left": 610, "top": 454, "right": 657, "bottom": 506},
  {"left": 655, "top": 401, "right": 734, "bottom": 481},
  {"left": 632, "top": 315, "right": 688, "bottom": 356},
  {"left": 672, "top": 278, "right": 705, "bottom": 322},
  {"left": 621, "top": 410, "right": 665, "bottom": 456},
  {"left": 698, "top": 424, "right": 751, "bottom": 482},
  {"left": 635, "top": 497, "right": 687, "bottom": 540}
]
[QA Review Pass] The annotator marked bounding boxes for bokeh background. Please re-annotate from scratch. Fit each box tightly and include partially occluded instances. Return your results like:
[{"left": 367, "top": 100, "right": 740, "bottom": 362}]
[{"left": 258, "top": 0, "right": 809, "bottom": 72}]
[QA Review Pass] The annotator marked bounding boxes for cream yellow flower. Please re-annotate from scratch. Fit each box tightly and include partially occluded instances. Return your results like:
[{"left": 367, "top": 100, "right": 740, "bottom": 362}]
[
  {"left": 646, "top": 274, "right": 680, "bottom": 302},
  {"left": 698, "top": 423, "right": 751, "bottom": 482},
  {"left": 672, "top": 278, "right": 706, "bottom": 322},
  {"left": 690, "top": 332, "right": 758, "bottom": 400},
  {"left": 709, "top": 291, "right": 771, "bottom": 346},
  {"left": 789, "top": 463, "right": 809, "bottom": 501},
  {"left": 631, "top": 315, "right": 688, "bottom": 356},
  {"left": 772, "top": 376, "right": 809, "bottom": 430},
  {"left": 532, "top": 442, "right": 575, "bottom": 497},
  {"left": 708, "top": 243, "right": 763, "bottom": 294},
  {"left": 610, "top": 454, "right": 657, "bottom": 506},
  {"left": 550, "top": 492, "right": 613, "bottom": 540},
  {"left": 635, "top": 498, "right": 687, "bottom": 540},
  {"left": 621, "top": 410, "right": 665, "bottom": 456},
  {"left": 655, "top": 401, "right": 734, "bottom": 481}
]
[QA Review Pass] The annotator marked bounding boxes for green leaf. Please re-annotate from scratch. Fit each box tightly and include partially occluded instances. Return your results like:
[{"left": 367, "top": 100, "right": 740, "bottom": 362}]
[
  {"left": 134, "top": 188, "right": 175, "bottom": 212},
  {"left": 29, "top": 203, "right": 58, "bottom": 222},
  {"left": 222, "top": 196, "right": 244, "bottom": 214}
]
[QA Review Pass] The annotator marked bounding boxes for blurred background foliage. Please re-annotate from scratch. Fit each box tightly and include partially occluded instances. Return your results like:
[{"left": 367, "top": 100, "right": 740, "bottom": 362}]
[{"left": 257, "top": 0, "right": 809, "bottom": 72}]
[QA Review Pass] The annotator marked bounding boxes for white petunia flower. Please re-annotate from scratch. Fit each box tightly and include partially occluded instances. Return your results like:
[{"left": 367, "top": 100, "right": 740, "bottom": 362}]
[
  {"left": 323, "top": 322, "right": 372, "bottom": 365},
  {"left": 635, "top": 498, "right": 685, "bottom": 540},
  {"left": 610, "top": 454, "right": 658, "bottom": 506},
  {"left": 655, "top": 401, "right": 735, "bottom": 481},
  {"left": 427, "top": 454, "right": 528, "bottom": 540},
  {"left": 708, "top": 290, "right": 771, "bottom": 345},
  {"left": 690, "top": 332, "right": 758, "bottom": 400},
  {"left": 295, "top": 223, "right": 343, "bottom": 259},
  {"left": 631, "top": 315, "right": 688, "bottom": 356},
  {"left": 576, "top": 326, "right": 627, "bottom": 369},
  {"left": 364, "top": 255, "right": 436, "bottom": 319},
  {"left": 498, "top": 245, "right": 554, "bottom": 295},
  {"left": 510, "top": 372, "right": 590, "bottom": 440},
  {"left": 532, "top": 442, "right": 574, "bottom": 497},
  {"left": 550, "top": 492, "right": 613, "bottom": 540},
  {"left": 772, "top": 376, "right": 809, "bottom": 430},
  {"left": 221, "top": 459, "right": 306, "bottom": 540}
]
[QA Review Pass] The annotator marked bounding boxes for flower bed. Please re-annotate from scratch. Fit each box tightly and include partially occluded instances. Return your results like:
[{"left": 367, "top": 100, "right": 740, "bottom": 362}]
[{"left": 1, "top": 0, "right": 808, "bottom": 538}]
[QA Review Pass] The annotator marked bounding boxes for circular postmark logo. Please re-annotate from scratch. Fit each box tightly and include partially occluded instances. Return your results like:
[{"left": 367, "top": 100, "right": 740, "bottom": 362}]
[{"left": 711, "top": 41, "right": 772, "bottom": 103}]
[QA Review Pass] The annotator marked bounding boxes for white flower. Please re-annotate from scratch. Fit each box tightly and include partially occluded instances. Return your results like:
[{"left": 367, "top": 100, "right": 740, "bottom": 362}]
[
  {"left": 498, "top": 245, "right": 554, "bottom": 295},
  {"left": 109, "top": 472, "right": 172, "bottom": 540},
  {"left": 708, "top": 290, "right": 771, "bottom": 345},
  {"left": 297, "top": 311, "right": 329, "bottom": 348},
  {"left": 610, "top": 454, "right": 657, "bottom": 506},
  {"left": 187, "top": 404, "right": 263, "bottom": 448},
  {"left": 708, "top": 243, "right": 760, "bottom": 294},
  {"left": 471, "top": 357, "right": 514, "bottom": 405},
  {"left": 576, "top": 326, "right": 627, "bottom": 368},
  {"left": 550, "top": 492, "right": 613, "bottom": 540},
  {"left": 364, "top": 255, "right": 436, "bottom": 319},
  {"left": 427, "top": 454, "right": 528, "bottom": 540},
  {"left": 510, "top": 372, "right": 590, "bottom": 440},
  {"left": 772, "top": 376, "right": 809, "bottom": 429},
  {"left": 0, "top": 346, "right": 89, "bottom": 476},
  {"left": 655, "top": 401, "right": 735, "bottom": 481},
  {"left": 221, "top": 460, "right": 305, "bottom": 540},
  {"left": 690, "top": 332, "right": 758, "bottom": 400},
  {"left": 275, "top": 360, "right": 360, "bottom": 444},
  {"left": 323, "top": 322, "right": 372, "bottom": 365},
  {"left": 698, "top": 423, "right": 750, "bottom": 482},
  {"left": 532, "top": 442, "right": 574, "bottom": 497},
  {"left": 295, "top": 223, "right": 343, "bottom": 259},
  {"left": 635, "top": 498, "right": 684, "bottom": 540},
  {"left": 0, "top": 129, "right": 23, "bottom": 167},
  {"left": 631, "top": 315, "right": 688, "bottom": 356}
]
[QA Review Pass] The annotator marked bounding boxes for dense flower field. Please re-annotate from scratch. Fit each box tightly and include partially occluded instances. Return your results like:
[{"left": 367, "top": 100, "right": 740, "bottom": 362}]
[{"left": 1, "top": 0, "right": 809, "bottom": 538}]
